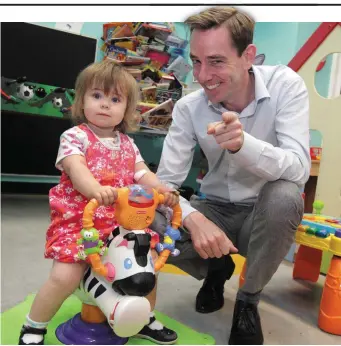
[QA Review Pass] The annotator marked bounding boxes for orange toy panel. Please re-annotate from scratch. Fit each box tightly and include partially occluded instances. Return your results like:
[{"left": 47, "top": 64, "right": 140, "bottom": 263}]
[{"left": 115, "top": 185, "right": 158, "bottom": 229}]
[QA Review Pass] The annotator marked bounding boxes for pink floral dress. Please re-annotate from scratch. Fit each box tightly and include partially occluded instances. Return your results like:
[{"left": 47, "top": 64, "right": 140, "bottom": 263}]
[{"left": 45, "top": 123, "right": 154, "bottom": 263}]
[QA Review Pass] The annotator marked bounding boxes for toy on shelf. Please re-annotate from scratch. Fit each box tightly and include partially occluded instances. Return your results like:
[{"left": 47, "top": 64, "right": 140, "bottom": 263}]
[
  {"left": 56, "top": 184, "right": 182, "bottom": 345},
  {"left": 101, "top": 22, "right": 189, "bottom": 134},
  {"left": 310, "top": 146, "right": 322, "bottom": 160},
  {"left": 1, "top": 76, "right": 74, "bottom": 118}
]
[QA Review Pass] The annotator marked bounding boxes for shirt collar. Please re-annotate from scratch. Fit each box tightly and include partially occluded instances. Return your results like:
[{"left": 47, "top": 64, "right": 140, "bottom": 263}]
[
  {"left": 252, "top": 65, "right": 271, "bottom": 102},
  {"left": 207, "top": 65, "right": 270, "bottom": 110}
]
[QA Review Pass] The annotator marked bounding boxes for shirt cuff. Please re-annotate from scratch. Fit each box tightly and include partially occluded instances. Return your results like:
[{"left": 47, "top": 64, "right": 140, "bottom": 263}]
[
  {"left": 231, "top": 131, "right": 265, "bottom": 167},
  {"left": 179, "top": 196, "right": 198, "bottom": 221}
]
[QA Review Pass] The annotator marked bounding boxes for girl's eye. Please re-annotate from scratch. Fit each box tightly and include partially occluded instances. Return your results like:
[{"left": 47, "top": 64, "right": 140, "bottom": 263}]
[
  {"left": 112, "top": 97, "right": 120, "bottom": 103},
  {"left": 93, "top": 92, "right": 101, "bottom": 99}
]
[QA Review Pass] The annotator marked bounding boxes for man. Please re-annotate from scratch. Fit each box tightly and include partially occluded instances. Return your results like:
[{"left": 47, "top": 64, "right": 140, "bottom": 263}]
[{"left": 153, "top": 6, "right": 310, "bottom": 345}]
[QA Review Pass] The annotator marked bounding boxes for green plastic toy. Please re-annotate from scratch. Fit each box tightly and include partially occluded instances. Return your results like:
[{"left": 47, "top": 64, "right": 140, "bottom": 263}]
[
  {"left": 313, "top": 200, "right": 324, "bottom": 215},
  {"left": 77, "top": 227, "right": 105, "bottom": 259}
]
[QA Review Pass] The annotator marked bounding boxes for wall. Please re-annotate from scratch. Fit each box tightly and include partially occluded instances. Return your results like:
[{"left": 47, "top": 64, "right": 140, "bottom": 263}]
[
  {"left": 297, "top": 25, "right": 341, "bottom": 217},
  {"left": 295, "top": 23, "right": 334, "bottom": 98}
]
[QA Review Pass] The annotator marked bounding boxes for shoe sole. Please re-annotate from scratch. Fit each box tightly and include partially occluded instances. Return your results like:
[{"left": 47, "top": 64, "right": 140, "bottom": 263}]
[
  {"left": 135, "top": 333, "right": 178, "bottom": 345},
  {"left": 195, "top": 302, "right": 224, "bottom": 314},
  {"left": 228, "top": 335, "right": 264, "bottom": 345}
]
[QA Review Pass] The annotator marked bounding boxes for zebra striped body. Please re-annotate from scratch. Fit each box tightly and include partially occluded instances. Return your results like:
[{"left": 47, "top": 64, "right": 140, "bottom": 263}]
[{"left": 75, "top": 227, "right": 155, "bottom": 337}]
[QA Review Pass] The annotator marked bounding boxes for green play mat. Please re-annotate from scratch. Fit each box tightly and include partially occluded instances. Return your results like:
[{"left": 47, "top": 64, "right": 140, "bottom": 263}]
[{"left": 1, "top": 294, "right": 215, "bottom": 345}]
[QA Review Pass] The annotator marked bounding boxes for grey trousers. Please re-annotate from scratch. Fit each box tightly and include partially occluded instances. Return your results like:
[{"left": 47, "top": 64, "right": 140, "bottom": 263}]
[{"left": 151, "top": 180, "right": 304, "bottom": 295}]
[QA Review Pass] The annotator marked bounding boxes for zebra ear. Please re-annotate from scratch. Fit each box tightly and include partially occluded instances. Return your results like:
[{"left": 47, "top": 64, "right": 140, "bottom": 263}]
[{"left": 111, "top": 227, "right": 120, "bottom": 238}]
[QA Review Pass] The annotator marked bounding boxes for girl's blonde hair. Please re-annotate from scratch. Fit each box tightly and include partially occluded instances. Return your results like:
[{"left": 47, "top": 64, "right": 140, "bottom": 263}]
[{"left": 72, "top": 59, "right": 139, "bottom": 133}]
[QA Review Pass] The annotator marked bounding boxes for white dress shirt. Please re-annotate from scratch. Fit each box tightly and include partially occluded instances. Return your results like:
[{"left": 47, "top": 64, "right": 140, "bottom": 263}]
[{"left": 157, "top": 65, "right": 311, "bottom": 221}]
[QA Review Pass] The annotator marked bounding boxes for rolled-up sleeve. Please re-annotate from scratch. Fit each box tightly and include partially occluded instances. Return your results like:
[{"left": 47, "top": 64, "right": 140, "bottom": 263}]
[
  {"left": 232, "top": 77, "right": 311, "bottom": 186},
  {"left": 157, "top": 101, "right": 199, "bottom": 220}
]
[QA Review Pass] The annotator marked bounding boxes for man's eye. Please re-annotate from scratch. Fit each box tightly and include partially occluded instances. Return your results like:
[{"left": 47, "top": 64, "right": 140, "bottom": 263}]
[
  {"left": 112, "top": 97, "right": 120, "bottom": 103},
  {"left": 211, "top": 60, "right": 223, "bottom": 65},
  {"left": 192, "top": 59, "right": 200, "bottom": 65}
]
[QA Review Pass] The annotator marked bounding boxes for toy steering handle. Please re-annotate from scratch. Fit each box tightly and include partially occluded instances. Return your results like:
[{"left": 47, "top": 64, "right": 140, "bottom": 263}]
[
  {"left": 82, "top": 188, "right": 182, "bottom": 275},
  {"left": 154, "top": 193, "right": 181, "bottom": 271},
  {"left": 82, "top": 198, "right": 100, "bottom": 229},
  {"left": 81, "top": 199, "right": 111, "bottom": 279}
]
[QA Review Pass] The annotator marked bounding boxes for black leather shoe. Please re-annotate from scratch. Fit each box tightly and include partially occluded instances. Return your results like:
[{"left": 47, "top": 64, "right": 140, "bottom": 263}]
[
  {"left": 228, "top": 300, "right": 264, "bottom": 345},
  {"left": 135, "top": 316, "right": 178, "bottom": 345},
  {"left": 18, "top": 325, "right": 47, "bottom": 345},
  {"left": 196, "top": 255, "right": 235, "bottom": 314}
]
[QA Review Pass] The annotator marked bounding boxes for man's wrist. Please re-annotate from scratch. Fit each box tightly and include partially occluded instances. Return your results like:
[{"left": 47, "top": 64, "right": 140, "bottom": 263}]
[
  {"left": 183, "top": 211, "right": 205, "bottom": 231},
  {"left": 228, "top": 131, "right": 244, "bottom": 154}
]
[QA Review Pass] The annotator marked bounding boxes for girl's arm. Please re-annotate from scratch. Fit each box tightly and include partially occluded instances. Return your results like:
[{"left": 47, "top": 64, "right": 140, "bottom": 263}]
[
  {"left": 62, "top": 155, "right": 102, "bottom": 199},
  {"left": 134, "top": 162, "right": 179, "bottom": 207},
  {"left": 61, "top": 155, "right": 116, "bottom": 206},
  {"left": 134, "top": 161, "right": 163, "bottom": 189}
]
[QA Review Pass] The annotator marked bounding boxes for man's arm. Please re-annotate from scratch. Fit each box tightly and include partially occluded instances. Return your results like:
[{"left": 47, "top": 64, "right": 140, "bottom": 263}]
[
  {"left": 156, "top": 102, "right": 198, "bottom": 220},
  {"left": 232, "top": 77, "right": 311, "bottom": 185},
  {"left": 157, "top": 101, "right": 238, "bottom": 259}
]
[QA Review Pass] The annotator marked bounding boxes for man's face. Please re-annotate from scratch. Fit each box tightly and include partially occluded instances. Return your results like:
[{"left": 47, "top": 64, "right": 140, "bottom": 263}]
[{"left": 190, "top": 26, "right": 255, "bottom": 105}]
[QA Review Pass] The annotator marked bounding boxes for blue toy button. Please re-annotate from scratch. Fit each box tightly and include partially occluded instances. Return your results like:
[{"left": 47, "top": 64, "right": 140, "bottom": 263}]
[{"left": 316, "top": 229, "right": 329, "bottom": 238}]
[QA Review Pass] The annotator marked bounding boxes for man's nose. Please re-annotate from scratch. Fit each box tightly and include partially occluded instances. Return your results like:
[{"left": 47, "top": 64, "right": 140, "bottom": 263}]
[{"left": 197, "top": 65, "right": 211, "bottom": 83}]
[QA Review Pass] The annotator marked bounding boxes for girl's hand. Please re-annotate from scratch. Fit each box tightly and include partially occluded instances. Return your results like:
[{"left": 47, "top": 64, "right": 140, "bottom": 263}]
[
  {"left": 156, "top": 185, "right": 180, "bottom": 208},
  {"left": 93, "top": 186, "right": 118, "bottom": 206}
]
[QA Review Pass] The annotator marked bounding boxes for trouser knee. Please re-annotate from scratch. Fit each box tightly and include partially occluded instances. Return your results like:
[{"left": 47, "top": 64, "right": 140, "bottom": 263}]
[{"left": 257, "top": 180, "right": 304, "bottom": 231}]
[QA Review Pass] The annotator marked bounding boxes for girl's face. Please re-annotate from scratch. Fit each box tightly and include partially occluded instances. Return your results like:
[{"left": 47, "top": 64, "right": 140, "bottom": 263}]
[{"left": 83, "top": 87, "right": 127, "bottom": 130}]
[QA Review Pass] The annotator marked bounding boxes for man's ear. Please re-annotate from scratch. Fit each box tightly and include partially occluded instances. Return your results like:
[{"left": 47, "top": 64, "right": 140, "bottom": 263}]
[{"left": 243, "top": 44, "right": 257, "bottom": 69}]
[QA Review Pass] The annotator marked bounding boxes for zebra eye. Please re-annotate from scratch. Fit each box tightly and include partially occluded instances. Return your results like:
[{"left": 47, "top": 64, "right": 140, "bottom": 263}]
[{"left": 124, "top": 258, "right": 133, "bottom": 269}]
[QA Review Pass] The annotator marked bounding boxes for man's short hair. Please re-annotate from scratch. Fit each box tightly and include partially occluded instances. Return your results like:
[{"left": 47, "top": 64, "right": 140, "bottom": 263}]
[{"left": 185, "top": 6, "right": 255, "bottom": 56}]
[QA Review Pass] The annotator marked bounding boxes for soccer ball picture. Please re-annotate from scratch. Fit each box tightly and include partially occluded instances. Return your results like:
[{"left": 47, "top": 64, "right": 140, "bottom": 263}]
[
  {"left": 16, "top": 83, "right": 34, "bottom": 101},
  {"left": 52, "top": 97, "right": 63, "bottom": 108}
]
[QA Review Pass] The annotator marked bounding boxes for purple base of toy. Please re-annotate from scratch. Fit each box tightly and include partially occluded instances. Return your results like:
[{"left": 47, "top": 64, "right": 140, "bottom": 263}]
[{"left": 55, "top": 313, "right": 128, "bottom": 345}]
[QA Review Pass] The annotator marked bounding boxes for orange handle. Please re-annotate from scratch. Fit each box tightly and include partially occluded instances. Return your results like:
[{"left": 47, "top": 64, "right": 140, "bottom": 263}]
[
  {"left": 154, "top": 250, "right": 171, "bottom": 272},
  {"left": 87, "top": 253, "right": 109, "bottom": 278},
  {"left": 157, "top": 193, "right": 182, "bottom": 230},
  {"left": 82, "top": 199, "right": 110, "bottom": 278},
  {"left": 171, "top": 203, "right": 182, "bottom": 229},
  {"left": 155, "top": 193, "right": 182, "bottom": 272},
  {"left": 82, "top": 199, "right": 99, "bottom": 229}
]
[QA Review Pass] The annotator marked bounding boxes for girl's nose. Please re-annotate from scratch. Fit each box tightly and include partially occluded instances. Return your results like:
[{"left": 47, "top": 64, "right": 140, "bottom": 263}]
[{"left": 101, "top": 101, "right": 109, "bottom": 109}]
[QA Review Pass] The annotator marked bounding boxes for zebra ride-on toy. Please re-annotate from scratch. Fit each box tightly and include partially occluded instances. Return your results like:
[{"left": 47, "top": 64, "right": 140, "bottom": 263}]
[{"left": 55, "top": 184, "right": 182, "bottom": 345}]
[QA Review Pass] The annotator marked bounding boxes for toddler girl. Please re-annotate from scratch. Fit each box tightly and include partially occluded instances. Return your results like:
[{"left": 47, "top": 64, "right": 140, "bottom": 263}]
[{"left": 19, "top": 60, "right": 179, "bottom": 345}]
